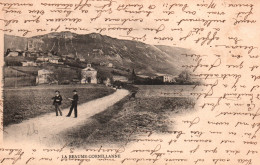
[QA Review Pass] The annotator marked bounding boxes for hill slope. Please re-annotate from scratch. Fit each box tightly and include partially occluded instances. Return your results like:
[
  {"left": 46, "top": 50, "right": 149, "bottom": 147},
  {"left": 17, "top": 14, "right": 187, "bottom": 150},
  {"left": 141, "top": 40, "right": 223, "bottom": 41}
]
[{"left": 4, "top": 32, "right": 193, "bottom": 76}]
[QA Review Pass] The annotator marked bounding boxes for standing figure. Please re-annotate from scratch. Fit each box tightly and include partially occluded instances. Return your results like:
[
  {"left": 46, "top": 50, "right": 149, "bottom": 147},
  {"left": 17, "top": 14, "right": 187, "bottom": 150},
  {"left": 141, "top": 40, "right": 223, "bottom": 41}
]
[
  {"left": 52, "top": 90, "right": 63, "bottom": 116},
  {"left": 67, "top": 90, "right": 79, "bottom": 118}
]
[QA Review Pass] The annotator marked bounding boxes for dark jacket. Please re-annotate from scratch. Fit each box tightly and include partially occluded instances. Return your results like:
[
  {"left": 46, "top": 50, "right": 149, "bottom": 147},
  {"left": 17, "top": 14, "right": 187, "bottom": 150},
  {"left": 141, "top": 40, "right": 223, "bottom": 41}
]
[
  {"left": 52, "top": 95, "right": 62, "bottom": 105},
  {"left": 72, "top": 94, "right": 78, "bottom": 104}
]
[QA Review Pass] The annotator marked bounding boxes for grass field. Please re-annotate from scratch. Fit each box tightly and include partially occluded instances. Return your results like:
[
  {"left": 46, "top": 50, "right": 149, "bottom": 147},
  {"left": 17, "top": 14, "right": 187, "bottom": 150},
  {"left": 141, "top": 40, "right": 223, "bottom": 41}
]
[
  {"left": 4, "top": 76, "right": 36, "bottom": 87},
  {"left": 61, "top": 85, "right": 195, "bottom": 147},
  {"left": 3, "top": 84, "right": 115, "bottom": 126},
  {"left": 4, "top": 65, "right": 81, "bottom": 87}
]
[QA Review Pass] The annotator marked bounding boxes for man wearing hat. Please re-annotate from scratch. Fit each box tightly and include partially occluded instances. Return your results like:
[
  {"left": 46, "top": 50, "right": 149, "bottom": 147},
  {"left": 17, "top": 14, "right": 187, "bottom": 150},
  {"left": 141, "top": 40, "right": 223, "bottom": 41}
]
[
  {"left": 67, "top": 90, "right": 79, "bottom": 118},
  {"left": 52, "top": 90, "right": 63, "bottom": 116}
]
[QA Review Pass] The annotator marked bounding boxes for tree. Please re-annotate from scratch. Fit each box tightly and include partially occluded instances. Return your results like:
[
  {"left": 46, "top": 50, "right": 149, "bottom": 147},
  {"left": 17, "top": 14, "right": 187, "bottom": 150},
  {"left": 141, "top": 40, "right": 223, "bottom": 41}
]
[
  {"left": 175, "top": 70, "right": 192, "bottom": 84},
  {"left": 5, "top": 49, "right": 11, "bottom": 56},
  {"left": 130, "top": 69, "right": 137, "bottom": 83}
]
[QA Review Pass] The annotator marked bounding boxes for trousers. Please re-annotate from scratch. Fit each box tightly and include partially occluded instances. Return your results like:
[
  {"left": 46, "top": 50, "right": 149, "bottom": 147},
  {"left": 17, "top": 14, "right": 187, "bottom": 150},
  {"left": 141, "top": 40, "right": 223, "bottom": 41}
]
[
  {"left": 67, "top": 102, "right": 77, "bottom": 117},
  {"left": 54, "top": 103, "right": 62, "bottom": 116}
]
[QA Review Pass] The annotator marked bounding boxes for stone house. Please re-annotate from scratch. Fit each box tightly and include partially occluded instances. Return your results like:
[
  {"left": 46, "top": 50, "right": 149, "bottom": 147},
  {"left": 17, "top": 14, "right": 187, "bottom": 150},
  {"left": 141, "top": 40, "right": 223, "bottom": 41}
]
[
  {"left": 21, "top": 61, "right": 37, "bottom": 66},
  {"left": 81, "top": 64, "right": 97, "bottom": 84},
  {"left": 113, "top": 75, "right": 128, "bottom": 82},
  {"left": 36, "top": 69, "right": 54, "bottom": 84},
  {"left": 107, "top": 63, "right": 113, "bottom": 68}
]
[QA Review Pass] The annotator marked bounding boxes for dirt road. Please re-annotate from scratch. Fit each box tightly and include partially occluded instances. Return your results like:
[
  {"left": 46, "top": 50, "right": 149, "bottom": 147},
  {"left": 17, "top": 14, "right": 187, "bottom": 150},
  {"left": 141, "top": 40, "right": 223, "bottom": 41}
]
[{"left": 3, "top": 89, "right": 129, "bottom": 147}]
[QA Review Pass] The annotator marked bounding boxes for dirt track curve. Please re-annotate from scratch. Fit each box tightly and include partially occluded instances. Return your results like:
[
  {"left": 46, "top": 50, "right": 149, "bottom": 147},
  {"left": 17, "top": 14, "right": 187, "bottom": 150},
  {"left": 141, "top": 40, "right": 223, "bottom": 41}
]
[{"left": 3, "top": 89, "right": 129, "bottom": 147}]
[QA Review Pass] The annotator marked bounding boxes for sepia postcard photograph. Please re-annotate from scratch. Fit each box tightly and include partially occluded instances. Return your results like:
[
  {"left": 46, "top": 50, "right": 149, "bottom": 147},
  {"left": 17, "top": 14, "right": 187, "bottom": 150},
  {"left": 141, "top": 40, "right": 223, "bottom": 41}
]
[{"left": 0, "top": 0, "right": 260, "bottom": 164}]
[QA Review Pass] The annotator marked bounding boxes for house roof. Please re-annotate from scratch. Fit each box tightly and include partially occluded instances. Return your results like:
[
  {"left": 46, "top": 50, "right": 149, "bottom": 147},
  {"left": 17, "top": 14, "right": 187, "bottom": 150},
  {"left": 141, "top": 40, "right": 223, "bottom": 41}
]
[
  {"left": 82, "top": 66, "right": 96, "bottom": 71},
  {"left": 7, "top": 52, "right": 19, "bottom": 56},
  {"left": 37, "top": 57, "right": 49, "bottom": 59},
  {"left": 62, "top": 54, "right": 75, "bottom": 58},
  {"left": 49, "top": 57, "right": 60, "bottom": 60},
  {"left": 22, "top": 61, "right": 36, "bottom": 63},
  {"left": 138, "top": 75, "right": 149, "bottom": 78},
  {"left": 38, "top": 69, "right": 53, "bottom": 74}
]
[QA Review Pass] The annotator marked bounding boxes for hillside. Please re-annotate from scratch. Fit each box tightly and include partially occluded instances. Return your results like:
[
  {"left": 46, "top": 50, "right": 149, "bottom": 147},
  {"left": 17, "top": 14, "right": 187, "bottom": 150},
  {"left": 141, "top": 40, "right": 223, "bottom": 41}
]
[
  {"left": 4, "top": 32, "right": 193, "bottom": 76},
  {"left": 4, "top": 35, "right": 27, "bottom": 51}
]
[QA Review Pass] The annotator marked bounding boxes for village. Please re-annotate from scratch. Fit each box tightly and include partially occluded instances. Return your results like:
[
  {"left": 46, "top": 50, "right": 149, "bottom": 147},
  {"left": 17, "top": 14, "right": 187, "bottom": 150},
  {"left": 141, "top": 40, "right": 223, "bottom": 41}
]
[{"left": 4, "top": 43, "right": 183, "bottom": 88}]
